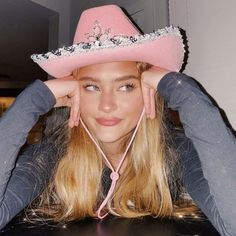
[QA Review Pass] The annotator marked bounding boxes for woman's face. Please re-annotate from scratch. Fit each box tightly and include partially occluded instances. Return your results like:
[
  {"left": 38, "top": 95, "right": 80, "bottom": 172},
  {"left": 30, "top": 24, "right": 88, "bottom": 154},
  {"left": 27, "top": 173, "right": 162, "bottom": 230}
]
[{"left": 77, "top": 61, "right": 144, "bottom": 145}]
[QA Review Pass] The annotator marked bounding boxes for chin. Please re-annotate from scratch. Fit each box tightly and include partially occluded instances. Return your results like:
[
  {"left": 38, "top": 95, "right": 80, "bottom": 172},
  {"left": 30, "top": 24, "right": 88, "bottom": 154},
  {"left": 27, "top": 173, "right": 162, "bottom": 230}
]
[
  {"left": 86, "top": 123, "right": 134, "bottom": 144},
  {"left": 95, "top": 128, "right": 133, "bottom": 145},
  {"left": 96, "top": 134, "right": 123, "bottom": 144}
]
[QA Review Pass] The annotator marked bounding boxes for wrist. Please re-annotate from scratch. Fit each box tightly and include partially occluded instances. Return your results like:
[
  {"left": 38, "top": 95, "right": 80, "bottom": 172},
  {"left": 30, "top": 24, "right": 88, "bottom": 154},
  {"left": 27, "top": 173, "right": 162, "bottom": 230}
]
[{"left": 141, "top": 67, "right": 171, "bottom": 89}]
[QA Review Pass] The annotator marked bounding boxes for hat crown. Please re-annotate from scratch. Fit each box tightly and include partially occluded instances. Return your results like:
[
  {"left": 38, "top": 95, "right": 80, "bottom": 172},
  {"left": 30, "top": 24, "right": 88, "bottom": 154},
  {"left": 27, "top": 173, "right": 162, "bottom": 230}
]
[
  {"left": 31, "top": 4, "right": 184, "bottom": 78},
  {"left": 73, "top": 5, "right": 140, "bottom": 44}
]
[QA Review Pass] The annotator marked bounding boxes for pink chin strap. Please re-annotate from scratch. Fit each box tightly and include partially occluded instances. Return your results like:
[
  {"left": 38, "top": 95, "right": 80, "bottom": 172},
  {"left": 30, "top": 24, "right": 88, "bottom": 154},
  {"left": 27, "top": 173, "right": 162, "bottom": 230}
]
[{"left": 79, "top": 108, "right": 145, "bottom": 219}]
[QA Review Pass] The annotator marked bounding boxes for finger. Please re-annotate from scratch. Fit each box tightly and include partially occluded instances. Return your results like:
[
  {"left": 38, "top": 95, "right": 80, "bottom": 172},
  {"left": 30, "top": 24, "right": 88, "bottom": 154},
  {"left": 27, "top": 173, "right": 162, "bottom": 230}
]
[
  {"left": 71, "top": 93, "right": 80, "bottom": 126},
  {"left": 69, "top": 120, "right": 74, "bottom": 128},
  {"left": 141, "top": 81, "right": 151, "bottom": 117},
  {"left": 74, "top": 110, "right": 80, "bottom": 126},
  {"left": 149, "top": 88, "right": 156, "bottom": 119},
  {"left": 69, "top": 106, "right": 75, "bottom": 128}
]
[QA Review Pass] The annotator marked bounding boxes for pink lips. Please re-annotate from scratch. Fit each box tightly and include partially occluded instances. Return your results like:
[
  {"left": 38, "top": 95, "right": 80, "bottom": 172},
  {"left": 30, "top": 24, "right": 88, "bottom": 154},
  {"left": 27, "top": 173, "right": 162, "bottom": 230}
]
[{"left": 96, "top": 118, "right": 122, "bottom": 126}]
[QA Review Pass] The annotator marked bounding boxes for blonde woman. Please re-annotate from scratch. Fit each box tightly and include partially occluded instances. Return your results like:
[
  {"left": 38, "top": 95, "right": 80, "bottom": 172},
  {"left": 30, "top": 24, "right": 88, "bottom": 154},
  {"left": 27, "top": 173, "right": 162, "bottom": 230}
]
[{"left": 0, "top": 5, "right": 235, "bottom": 236}]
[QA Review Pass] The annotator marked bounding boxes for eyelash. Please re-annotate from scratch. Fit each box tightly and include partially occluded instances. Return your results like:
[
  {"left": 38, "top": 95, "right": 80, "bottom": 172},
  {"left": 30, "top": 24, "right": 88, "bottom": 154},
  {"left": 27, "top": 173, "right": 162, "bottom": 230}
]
[
  {"left": 83, "top": 83, "right": 99, "bottom": 91},
  {"left": 83, "top": 83, "right": 136, "bottom": 92},
  {"left": 119, "top": 83, "right": 136, "bottom": 91}
]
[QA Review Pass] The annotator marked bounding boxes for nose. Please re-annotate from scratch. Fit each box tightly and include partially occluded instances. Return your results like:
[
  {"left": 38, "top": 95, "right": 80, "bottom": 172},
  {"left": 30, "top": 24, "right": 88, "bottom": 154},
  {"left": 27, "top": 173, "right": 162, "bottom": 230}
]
[{"left": 98, "top": 91, "right": 117, "bottom": 113}]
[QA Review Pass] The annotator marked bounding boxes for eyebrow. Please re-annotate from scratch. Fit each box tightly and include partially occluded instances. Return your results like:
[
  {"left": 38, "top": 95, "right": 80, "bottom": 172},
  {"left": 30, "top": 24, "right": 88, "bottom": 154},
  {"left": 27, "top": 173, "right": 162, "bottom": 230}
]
[{"left": 78, "top": 75, "right": 139, "bottom": 82}]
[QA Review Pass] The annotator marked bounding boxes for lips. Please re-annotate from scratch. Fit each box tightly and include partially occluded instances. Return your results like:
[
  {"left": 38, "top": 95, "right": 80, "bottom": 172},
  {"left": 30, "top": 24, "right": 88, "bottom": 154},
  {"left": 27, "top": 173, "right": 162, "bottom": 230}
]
[{"left": 96, "top": 117, "right": 122, "bottom": 126}]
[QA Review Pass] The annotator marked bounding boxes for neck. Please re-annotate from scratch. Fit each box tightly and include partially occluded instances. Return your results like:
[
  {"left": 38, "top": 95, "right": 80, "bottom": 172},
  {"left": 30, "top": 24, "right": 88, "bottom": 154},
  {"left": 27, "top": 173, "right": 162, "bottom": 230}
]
[
  {"left": 101, "top": 141, "right": 123, "bottom": 168},
  {"left": 101, "top": 137, "right": 129, "bottom": 171}
]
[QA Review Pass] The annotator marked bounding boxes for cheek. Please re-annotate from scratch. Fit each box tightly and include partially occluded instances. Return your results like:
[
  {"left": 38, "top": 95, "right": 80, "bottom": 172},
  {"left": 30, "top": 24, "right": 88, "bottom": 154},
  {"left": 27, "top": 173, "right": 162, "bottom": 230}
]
[
  {"left": 120, "top": 94, "right": 144, "bottom": 116},
  {"left": 79, "top": 94, "right": 97, "bottom": 116}
]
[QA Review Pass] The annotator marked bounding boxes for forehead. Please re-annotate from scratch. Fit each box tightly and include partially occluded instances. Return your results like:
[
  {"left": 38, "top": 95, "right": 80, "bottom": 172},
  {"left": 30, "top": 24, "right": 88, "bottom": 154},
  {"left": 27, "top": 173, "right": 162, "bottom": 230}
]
[{"left": 78, "top": 61, "right": 138, "bottom": 79}]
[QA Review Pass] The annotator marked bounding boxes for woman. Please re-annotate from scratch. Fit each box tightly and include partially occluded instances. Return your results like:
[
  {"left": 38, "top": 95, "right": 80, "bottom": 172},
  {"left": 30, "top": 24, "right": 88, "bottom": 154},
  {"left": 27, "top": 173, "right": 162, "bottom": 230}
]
[{"left": 0, "top": 4, "right": 235, "bottom": 236}]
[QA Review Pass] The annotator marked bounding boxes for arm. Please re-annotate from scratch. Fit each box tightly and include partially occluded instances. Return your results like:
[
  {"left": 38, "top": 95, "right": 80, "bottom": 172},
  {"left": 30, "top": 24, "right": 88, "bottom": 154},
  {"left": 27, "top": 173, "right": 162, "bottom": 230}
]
[
  {"left": 0, "top": 139, "right": 58, "bottom": 230},
  {"left": 0, "top": 80, "right": 56, "bottom": 204},
  {"left": 158, "top": 72, "right": 236, "bottom": 236},
  {"left": 0, "top": 76, "right": 82, "bottom": 230},
  {"left": 0, "top": 80, "right": 56, "bottom": 229}
]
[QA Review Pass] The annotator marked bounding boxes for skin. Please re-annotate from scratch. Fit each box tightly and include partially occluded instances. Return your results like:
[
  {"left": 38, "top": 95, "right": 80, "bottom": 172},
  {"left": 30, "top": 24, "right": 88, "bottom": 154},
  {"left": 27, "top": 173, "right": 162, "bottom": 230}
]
[
  {"left": 77, "top": 61, "right": 143, "bottom": 160},
  {"left": 44, "top": 62, "right": 169, "bottom": 165}
]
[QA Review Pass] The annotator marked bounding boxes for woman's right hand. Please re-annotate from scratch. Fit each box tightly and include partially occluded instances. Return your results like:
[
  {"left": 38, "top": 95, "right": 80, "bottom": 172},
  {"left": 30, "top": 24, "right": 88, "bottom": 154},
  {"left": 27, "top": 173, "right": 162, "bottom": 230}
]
[{"left": 44, "top": 76, "right": 80, "bottom": 128}]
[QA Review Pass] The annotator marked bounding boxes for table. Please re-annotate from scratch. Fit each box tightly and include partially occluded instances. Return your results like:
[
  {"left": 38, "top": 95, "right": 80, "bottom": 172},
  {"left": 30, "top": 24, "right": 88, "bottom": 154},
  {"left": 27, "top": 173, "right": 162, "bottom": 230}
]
[{"left": 0, "top": 215, "right": 220, "bottom": 236}]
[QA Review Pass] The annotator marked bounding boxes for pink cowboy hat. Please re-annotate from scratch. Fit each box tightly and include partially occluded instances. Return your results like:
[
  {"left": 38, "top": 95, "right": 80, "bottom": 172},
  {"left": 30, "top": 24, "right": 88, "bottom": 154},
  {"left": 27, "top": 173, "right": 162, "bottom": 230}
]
[{"left": 31, "top": 4, "right": 184, "bottom": 78}]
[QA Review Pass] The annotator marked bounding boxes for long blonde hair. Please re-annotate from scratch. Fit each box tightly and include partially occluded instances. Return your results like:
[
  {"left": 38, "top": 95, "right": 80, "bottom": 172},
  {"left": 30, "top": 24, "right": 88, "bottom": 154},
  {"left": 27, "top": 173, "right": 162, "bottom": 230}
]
[{"left": 33, "top": 62, "right": 198, "bottom": 222}]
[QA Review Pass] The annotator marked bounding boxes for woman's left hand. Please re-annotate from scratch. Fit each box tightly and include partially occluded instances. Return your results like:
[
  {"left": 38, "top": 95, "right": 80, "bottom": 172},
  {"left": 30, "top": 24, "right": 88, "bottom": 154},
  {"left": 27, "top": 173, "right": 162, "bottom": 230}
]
[{"left": 141, "top": 67, "right": 170, "bottom": 119}]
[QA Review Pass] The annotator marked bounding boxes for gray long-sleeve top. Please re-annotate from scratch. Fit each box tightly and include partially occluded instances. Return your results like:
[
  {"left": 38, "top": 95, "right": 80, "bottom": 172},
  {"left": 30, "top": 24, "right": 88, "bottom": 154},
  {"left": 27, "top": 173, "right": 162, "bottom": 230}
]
[
  {"left": 158, "top": 73, "right": 236, "bottom": 236},
  {"left": 0, "top": 72, "right": 235, "bottom": 235},
  {"left": 0, "top": 80, "right": 56, "bottom": 228}
]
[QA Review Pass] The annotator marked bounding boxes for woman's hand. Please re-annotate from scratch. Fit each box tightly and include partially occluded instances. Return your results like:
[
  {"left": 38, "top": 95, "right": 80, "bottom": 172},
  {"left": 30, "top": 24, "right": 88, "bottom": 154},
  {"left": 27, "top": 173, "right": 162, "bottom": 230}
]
[
  {"left": 141, "top": 67, "right": 170, "bottom": 119},
  {"left": 44, "top": 76, "right": 80, "bottom": 128}
]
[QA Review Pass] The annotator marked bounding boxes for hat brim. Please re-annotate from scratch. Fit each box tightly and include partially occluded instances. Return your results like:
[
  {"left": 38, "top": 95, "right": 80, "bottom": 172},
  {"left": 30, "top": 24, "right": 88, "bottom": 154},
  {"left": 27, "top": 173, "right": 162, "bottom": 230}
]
[{"left": 32, "top": 33, "right": 184, "bottom": 78}]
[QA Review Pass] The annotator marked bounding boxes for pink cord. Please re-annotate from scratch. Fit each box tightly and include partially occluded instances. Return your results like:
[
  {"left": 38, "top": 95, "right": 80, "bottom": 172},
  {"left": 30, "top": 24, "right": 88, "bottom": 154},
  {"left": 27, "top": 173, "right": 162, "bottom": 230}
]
[{"left": 80, "top": 108, "right": 145, "bottom": 219}]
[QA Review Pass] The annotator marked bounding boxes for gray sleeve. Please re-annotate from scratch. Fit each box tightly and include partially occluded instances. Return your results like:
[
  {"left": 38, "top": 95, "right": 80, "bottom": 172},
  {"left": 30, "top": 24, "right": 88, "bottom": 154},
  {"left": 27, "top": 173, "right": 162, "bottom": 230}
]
[
  {"left": 0, "top": 80, "right": 55, "bottom": 208},
  {"left": 158, "top": 72, "right": 236, "bottom": 235},
  {"left": 0, "top": 139, "right": 58, "bottom": 230}
]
